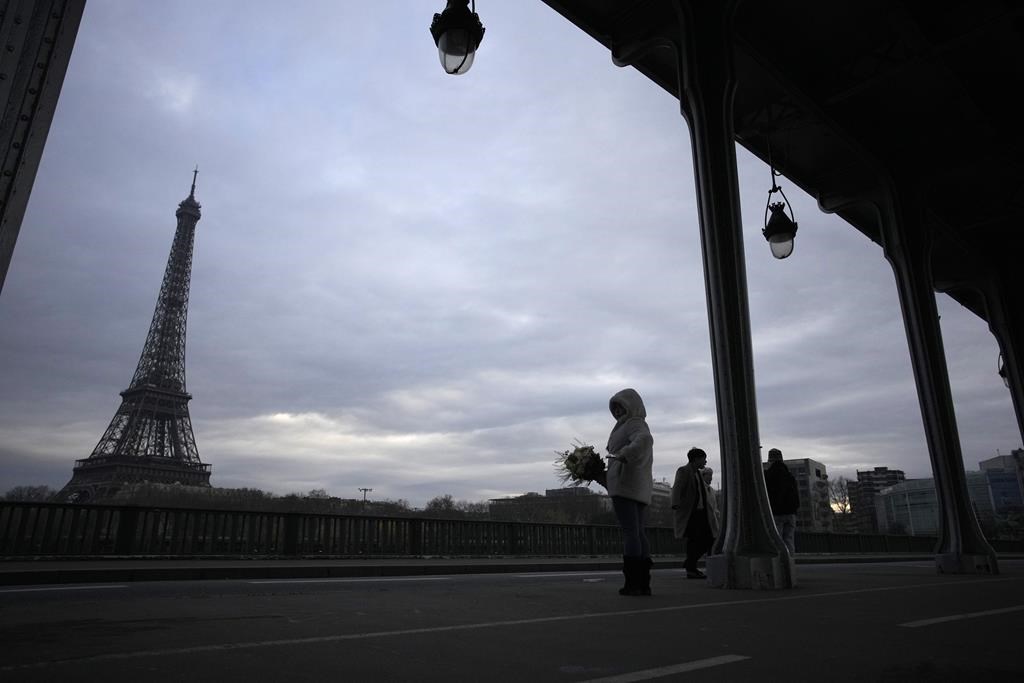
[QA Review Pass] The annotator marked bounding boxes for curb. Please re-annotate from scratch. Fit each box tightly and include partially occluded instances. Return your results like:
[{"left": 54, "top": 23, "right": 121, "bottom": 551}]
[
  {"left": 0, "top": 560, "right": 626, "bottom": 586},
  {"left": 0, "top": 553, "right": 988, "bottom": 586}
]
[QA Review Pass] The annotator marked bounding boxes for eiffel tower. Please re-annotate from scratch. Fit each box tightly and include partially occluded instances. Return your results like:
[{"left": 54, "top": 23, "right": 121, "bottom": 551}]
[{"left": 61, "top": 171, "right": 212, "bottom": 502}]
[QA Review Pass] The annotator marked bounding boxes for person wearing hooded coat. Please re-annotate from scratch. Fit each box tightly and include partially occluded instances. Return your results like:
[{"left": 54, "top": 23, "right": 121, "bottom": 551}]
[{"left": 605, "top": 388, "right": 654, "bottom": 596}]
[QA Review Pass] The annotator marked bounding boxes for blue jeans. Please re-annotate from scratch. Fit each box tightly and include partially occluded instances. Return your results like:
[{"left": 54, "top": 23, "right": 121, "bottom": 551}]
[
  {"left": 774, "top": 513, "right": 797, "bottom": 554},
  {"left": 612, "top": 496, "right": 650, "bottom": 558}
]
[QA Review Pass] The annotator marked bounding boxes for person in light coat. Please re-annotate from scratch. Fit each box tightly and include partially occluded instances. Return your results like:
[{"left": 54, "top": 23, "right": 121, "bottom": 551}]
[
  {"left": 671, "top": 447, "right": 715, "bottom": 579},
  {"left": 605, "top": 388, "right": 654, "bottom": 596},
  {"left": 702, "top": 467, "right": 721, "bottom": 539}
]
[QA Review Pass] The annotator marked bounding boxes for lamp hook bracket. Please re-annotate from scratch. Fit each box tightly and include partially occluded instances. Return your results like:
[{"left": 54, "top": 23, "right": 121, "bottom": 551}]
[{"left": 765, "top": 140, "right": 795, "bottom": 225}]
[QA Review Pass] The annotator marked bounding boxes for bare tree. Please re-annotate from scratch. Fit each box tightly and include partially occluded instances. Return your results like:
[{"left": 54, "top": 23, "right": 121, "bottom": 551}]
[
  {"left": 828, "top": 476, "right": 851, "bottom": 514},
  {"left": 455, "top": 500, "right": 490, "bottom": 519},
  {"left": 422, "top": 495, "right": 491, "bottom": 519},
  {"left": 424, "top": 494, "right": 458, "bottom": 517},
  {"left": 2, "top": 485, "right": 57, "bottom": 501}
]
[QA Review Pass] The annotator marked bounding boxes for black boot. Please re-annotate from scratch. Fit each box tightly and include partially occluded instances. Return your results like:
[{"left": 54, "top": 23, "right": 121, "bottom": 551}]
[
  {"left": 618, "top": 556, "right": 632, "bottom": 595},
  {"left": 640, "top": 557, "right": 653, "bottom": 596},
  {"left": 619, "top": 557, "right": 643, "bottom": 596}
]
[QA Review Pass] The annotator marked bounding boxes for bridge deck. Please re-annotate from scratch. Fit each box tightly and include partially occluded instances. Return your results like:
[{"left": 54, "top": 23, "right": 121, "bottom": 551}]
[{"left": 1, "top": 559, "right": 1021, "bottom": 681}]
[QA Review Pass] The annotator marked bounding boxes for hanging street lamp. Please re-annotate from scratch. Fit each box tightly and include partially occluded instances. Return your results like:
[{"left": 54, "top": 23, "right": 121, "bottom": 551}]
[
  {"left": 998, "top": 353, "right": 1010, "bottom": 388},
  {"left": 430, "top": 0, "right": 485, "bottom": 76},
  {"left": 762, "top": 150, "right": 798, "bottom": 259}
]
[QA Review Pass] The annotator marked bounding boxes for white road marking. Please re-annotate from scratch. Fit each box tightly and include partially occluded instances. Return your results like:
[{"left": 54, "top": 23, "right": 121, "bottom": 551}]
[
  {"left": 900, "top": 604, "right": 1024, "bottom": 628},
  {"left": 515, "top": 572, "right": 620, "bottom": 578},
  {"left": 247, "top": 576, "right": 452, "bottom": 585},
  {"left": 795, "top": 562, "right": 933, "bottom": 569},
  {"left": 1, "top": 575, "right": 1017, "bottom": 672},
  {"left": 581, "top": 655, "right": 750, "bottom": 682},
  {"left": 0, "top": 584, "right": 128, "bottom": 594}
]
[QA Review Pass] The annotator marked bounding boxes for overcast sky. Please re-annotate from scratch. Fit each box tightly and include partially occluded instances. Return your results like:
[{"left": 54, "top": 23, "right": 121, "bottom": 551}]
[{"left": 0, "top": 1, "right": 1019, "bottom": 506}]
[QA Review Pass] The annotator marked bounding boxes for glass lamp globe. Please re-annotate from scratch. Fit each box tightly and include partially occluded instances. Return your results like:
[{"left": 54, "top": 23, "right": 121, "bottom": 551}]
[
  {"left": 438, "top": 28, "right": 477, "bottom": 75},
  {"left": 767, "top": 233, "right": 795, "bottom": 259},
  {"left": 430, "top": 1, "right": 484, "bottom": 76},
  {"left": 763, "top": 202, "right": 798, "bottom": 259}
]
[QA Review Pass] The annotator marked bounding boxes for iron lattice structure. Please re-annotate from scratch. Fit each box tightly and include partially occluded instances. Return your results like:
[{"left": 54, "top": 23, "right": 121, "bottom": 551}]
[{"left": 62, "top": 173, "right": 211, "bottom": 501}]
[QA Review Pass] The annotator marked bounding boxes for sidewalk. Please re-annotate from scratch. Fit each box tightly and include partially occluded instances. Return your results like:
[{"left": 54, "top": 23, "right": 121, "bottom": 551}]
[{"left": 1, "top": 552, "right": 991, "bottom": 586}]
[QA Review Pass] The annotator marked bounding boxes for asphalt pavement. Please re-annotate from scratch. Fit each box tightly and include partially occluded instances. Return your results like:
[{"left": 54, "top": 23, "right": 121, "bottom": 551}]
[{"left": 1, "top": 559, "right": 1022, "bottom": 682}]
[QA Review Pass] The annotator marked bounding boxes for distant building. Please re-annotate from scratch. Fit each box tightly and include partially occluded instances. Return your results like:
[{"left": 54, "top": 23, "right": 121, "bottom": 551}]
[
  {"left": 649, "top": 480, "right": 673, "bottom": 527},
  {"left": 763, "top": 458, "right": 832, "bottom": 532},
  {"left": 979, "top": 452, "right": 1024, "bottom": 516},
  {"left": 849, "top": 467, "right": 906, "bottom": 534},
  {"left": 651, "top": 480, "right": 672, "bottom": 509},
  {"left": 984, "top": 469, "right": 1024, "bottom": 515},
  {"left": 489, "top": 492, "right": 545, "bottom": 522},
  {"left": 875, "top": 472, "right": 999, "bottom": 536},
  {"left": 874, "top": 479, "right": 940, "bottom": 536},
  {"left": 979, "top": 453, "right": 1022, "bottom": 473},
  {"left": 489, "top": 487, "right": 611, "bottom": 523}
]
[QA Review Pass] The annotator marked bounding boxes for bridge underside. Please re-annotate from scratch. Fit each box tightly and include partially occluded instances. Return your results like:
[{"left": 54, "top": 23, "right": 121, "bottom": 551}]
[{"left": 539, "top": 0, "right": 1023, "bottom": 585}]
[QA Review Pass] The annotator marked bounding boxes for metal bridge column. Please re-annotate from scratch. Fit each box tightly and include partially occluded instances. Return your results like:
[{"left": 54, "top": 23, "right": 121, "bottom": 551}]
[
  {"left": 880, "top": 191, "right": 998, "bottom": 575},
  {"left": 981, "top": 271, "right": 1024, "bottom": 446},
  {"left": 609, "top": 0, "right": 793, "bottom": 588}
]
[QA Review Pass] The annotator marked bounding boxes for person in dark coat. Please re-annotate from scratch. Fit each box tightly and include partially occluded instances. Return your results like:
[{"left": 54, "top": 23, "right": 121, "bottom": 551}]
[
  {"left": 671, "top": 447, "right": 713, "bottom": 579},
  {"left": 764, "top": 447, "right": 799, "bottom": 554}
]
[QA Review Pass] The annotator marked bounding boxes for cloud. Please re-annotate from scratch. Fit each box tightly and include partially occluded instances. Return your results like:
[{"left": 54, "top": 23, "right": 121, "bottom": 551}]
[
  {"left": 0, "top": 1, "right": 1018, "bottom": 506},
  {"left": 145, "top": 71, "right": 200, "bottom": 113}
]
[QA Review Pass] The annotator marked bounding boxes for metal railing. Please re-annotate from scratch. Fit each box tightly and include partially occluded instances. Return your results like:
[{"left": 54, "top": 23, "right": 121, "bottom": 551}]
[{"left": 2, "top": 501, "right": 1022, "bottom": 558}]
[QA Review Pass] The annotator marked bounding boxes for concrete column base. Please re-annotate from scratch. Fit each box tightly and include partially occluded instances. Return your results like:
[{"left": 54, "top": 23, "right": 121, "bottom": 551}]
[
  {"left": 935, "top": 552, "right": 1000, "bottom": 575},
  {"left": 706, "top": 553, "right": 795, "bottom": 590}
]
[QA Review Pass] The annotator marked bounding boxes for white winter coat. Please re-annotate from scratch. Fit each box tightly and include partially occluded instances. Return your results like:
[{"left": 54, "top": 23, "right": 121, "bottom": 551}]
[{"left": 605, "top": 388, "right": 654, "bottom": 505}]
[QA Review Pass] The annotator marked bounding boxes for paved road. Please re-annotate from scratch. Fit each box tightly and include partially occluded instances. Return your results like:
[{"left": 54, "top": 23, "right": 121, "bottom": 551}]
[{"left": 1, "top": 560, "right": 1022, "bottom": 682}]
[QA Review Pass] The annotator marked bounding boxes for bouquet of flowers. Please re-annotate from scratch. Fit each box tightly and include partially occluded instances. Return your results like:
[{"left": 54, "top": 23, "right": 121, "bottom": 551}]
[{"left": 554, "top": 441, "right": 606, "bottom": 488}]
